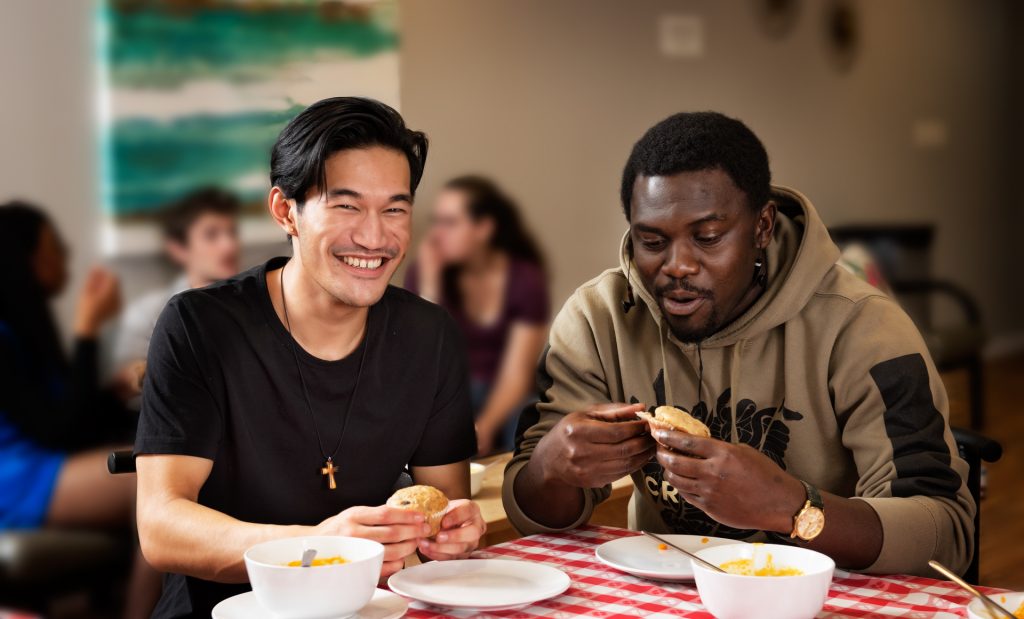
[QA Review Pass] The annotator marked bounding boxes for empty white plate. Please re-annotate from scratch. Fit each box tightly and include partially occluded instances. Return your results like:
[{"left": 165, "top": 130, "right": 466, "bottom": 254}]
[
  {"left": 595, "top": 534, "right": 734, "bottom": 581},
  {"left": 387, "top": 559, "right": 570, "bottom": 611},
  {"left": 211, "top": 588, "right": 407, "bottom": 619}
]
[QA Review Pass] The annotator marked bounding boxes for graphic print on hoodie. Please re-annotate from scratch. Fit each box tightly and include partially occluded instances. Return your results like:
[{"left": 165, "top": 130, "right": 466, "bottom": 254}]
[{"left": 504, "top": 186, "right": 975, "bottom": 577}]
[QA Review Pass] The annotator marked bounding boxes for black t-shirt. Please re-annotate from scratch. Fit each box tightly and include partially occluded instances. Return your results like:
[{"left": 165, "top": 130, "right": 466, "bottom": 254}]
[{"left": 135, "top": 257, "right": 476, "bottom": 619}]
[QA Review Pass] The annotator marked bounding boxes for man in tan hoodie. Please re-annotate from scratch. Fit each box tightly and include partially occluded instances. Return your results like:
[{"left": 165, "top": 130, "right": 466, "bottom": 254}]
[{"left": 503, "top": 112, "right": 974, "bottom": 576}]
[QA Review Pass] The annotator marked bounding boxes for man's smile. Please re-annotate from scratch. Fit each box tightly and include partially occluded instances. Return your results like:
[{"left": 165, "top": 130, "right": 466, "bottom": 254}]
[{"left": 334, "top": 252, "right": 391, "bottom": 275}]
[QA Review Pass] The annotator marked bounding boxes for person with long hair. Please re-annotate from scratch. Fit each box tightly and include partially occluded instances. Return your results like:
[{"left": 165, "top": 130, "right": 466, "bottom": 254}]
[
  {"left": 406, "top": 176, "right": 550, "bottom": 455},
  {"left": 0, "top": 201, "right": 160, "bottom": 618}
]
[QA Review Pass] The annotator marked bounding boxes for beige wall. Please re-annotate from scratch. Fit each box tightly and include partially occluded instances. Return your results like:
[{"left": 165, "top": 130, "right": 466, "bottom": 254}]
[
  {"left": 399, "top": 0, "right": 1022, "bottom": 342},
  {"left": 0, "top": 1, "right": 1019, "bottom": 348},
  {"left": 0, "top": 0, "right": 99, "bottom": 333}
]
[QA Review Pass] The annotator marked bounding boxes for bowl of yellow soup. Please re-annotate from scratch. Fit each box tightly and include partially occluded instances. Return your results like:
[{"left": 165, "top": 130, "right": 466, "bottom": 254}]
[
  {"left": 244, "top": 536, "right": 384, "bottom": 619},
  {"left": 691, "top": 543, "right": 835, "bottom": 619},
  {"left": 967, "top": 591, "right": 1024, "bottom": 619}
]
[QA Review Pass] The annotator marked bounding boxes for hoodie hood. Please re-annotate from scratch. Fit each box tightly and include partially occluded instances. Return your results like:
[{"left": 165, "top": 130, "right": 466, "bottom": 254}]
[{"left": 618, "top": 185, "right": 840, "bottom": 349}]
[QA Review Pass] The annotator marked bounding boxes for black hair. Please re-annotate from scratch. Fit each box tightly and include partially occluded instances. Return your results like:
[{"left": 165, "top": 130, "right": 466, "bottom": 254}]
[
  {"left": 0, "top": 201, "right": 66, "bottom": 373},
  {"left": 160, "top": 186, "right": 240, "bottom": 244},
  {"left": 270, "top": 97, "right": 428, "bottom": 207},
  {"left": 620, "top": 111, "right": 771, "bottom": 220}
]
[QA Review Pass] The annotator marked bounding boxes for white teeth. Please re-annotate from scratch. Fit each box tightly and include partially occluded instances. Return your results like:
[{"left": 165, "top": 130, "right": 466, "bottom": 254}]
[{"left": 340, "top": 256, "right": 383, "bottom": 269}]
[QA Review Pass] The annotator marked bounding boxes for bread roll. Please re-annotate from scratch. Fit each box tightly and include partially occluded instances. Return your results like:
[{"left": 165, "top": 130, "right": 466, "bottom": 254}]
[
  {"left": 386, "top": 485, "right": 449, "bottom": 537},
  {"left": 637, "top": 405, "right": 711, "bottom": 438}
]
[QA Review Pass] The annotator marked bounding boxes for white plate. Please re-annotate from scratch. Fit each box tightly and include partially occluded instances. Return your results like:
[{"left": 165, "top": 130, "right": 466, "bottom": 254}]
[
  {"left": 211, "top": 588, "right": 407, "bottom": 619},
  {"left": 595, "top": 534, "right": 735, "bottom": 581},
  {"left": 387, "top": 559, "right": 570, "bottom": 611}
]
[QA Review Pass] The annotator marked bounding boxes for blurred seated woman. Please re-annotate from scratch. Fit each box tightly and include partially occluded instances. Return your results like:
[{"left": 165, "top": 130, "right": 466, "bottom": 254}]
[
  {"left": 405, "top": 177, "right": 549, "bottom": 455},
  {"left": 0, "top": 202, "right": 159, "bottom": 619}
]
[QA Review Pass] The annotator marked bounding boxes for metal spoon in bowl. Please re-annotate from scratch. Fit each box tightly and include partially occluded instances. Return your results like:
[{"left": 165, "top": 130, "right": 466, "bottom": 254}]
[
  {"left": 300, "top": 548, "right": 318, "bottom": 568},
  {"left": 928, "top": 560, "right": 1016, "bottom": 619}
]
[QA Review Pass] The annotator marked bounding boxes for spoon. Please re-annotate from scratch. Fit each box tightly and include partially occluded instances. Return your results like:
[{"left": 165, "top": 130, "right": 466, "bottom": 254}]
[
  {"left": 642, "top": 531, "right": 726, "bottom": 573},
  {"left": 928, "top": 560, "right": 1016, "bottom": 619},
  {"left": 300, "top": 548, "right": 318, "bottom": 568}
]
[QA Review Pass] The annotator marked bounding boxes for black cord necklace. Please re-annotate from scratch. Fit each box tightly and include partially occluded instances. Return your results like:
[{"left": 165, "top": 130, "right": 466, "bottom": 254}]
[{"left": 280, "top": 263, "right": 369, "bottom": 490}]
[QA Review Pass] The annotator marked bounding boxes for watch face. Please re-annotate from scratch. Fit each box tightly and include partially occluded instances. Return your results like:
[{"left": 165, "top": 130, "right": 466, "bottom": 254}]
[{"left": 795, "top": 508, "right": 825, "bottom": 540}]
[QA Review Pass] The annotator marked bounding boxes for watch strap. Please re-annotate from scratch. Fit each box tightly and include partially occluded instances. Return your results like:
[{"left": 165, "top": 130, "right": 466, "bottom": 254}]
[{"left": 800, "top": 480, "right": 824, "bottom": 510}]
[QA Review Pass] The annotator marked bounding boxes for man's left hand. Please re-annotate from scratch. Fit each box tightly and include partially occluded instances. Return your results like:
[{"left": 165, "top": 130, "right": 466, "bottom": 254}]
[
  {"left": 652, "top": 429, "right": 806, "bottom": 533},
  {"left": 417, "top": 499, "right": 486, "bottom": 560}
]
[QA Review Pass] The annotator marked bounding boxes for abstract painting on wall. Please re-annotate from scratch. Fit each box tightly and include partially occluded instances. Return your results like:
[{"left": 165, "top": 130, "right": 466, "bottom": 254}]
[{"left": 97, "top": 0, "right": 400, "bottom": 253}]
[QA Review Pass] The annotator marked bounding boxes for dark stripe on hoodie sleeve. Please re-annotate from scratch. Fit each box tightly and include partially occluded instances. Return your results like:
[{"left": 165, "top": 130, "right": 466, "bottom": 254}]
[{"left": 870, "top": 353, "right": 962, "bottom": 500}]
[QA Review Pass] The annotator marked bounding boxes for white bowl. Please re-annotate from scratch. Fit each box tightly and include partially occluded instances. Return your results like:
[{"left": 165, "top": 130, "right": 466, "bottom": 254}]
[
  {"left": 692, "top": 543, "right": 835, "bottom": 619},
  {"left": 967, "top": 591, "right": 1024, "bottom": 619},
  {"left": 244, "top": 536, "right": 384, "bottom": 619},
  {"left": 470, "top": 462, "right": 487, "bottom": 497}
]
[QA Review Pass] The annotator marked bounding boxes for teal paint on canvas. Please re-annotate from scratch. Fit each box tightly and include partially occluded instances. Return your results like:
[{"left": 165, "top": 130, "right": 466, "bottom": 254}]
[
  {"left": 110, "top": 105, "right": 303, "bottom": 214},
  {"left": 103, "top": 2, "right": 398, "bottom": 88},
  {"left": 100, "top": 0, "right": 399, "bottom": 219}
]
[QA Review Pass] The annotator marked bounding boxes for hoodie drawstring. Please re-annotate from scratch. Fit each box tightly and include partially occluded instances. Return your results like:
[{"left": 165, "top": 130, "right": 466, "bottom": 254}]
[
  {"left": 658, "top": 321, "right": 673, "bottom": 407},
  {"left": 659, "top": 321, "right": 706, "bottom": 411},
  {"left": 729, "top": 341, "right": 744, "bottom": 444},
  {"left": 696, "top": 342, "right": 704, "bottom": 410}
]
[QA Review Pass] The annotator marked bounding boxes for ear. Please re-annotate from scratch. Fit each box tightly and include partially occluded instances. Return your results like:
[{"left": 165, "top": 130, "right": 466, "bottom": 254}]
[
  {"left": 754, "top": 201, "right": 777, "bottom": 250},
  {"left": 268, "top": 187, "right": 299, "bottom": 237},
  {"left": 165, "top": 238, "right": 188, "bottom": 267}
]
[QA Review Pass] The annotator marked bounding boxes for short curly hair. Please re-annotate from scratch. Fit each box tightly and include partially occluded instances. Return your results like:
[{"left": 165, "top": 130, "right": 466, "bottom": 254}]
[{"left": 620, "top": 112, "right": 771, "bottom": 221}]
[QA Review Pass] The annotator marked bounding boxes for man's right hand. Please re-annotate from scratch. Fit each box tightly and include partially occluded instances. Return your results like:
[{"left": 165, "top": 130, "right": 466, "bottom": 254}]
[
  {"left": 532, "top": 403, "right": 654, "bottom": 489},
  {"left": 317, "top": 505, "right": 431, "bottom": 578}
]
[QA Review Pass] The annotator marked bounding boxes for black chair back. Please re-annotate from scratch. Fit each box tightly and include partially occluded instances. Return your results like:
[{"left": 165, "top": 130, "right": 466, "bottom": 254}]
[{"left": 951, "top": 427, "right": 1002, "bottom": 583}]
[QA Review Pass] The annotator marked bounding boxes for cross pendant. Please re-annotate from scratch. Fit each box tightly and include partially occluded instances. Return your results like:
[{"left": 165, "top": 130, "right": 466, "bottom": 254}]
[{"left": 320, "top": 458, "right": 339, "bottom": 490}]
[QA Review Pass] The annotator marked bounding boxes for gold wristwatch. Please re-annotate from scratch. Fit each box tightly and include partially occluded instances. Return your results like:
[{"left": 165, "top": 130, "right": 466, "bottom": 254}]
[{"left": 790, "top": 480, "right": 825, "bottom": 542}]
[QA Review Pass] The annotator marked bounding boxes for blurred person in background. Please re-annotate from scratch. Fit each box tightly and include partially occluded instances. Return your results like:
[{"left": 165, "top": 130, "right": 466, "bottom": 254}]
[
  {"left": 113, "top": 187, "right": 241, "bottom": 403},
  {"left": 0, "top": 202, "right": 161, "bottom": 619},
  {"left": 406, "top": 176, "right": 549, "bottom": 455}
]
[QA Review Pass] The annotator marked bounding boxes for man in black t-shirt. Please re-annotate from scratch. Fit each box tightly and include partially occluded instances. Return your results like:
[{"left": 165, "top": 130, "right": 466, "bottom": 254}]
[{"left": 134, "top": 98, "right": 484, "bottom": 619}]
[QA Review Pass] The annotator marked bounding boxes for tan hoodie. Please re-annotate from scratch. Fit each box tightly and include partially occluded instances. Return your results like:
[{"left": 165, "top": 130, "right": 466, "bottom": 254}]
[{"left": 502, "top": 186, "right": 974, "bottom": 576}]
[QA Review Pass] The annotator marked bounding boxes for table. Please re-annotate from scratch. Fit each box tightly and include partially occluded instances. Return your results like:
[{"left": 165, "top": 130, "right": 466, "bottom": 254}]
[
  {"left": 403, "top": 525, "right": 1006, "bottom": 618},
  {"left": 473, "top": 453, "right": 634, "bottom": 547}
]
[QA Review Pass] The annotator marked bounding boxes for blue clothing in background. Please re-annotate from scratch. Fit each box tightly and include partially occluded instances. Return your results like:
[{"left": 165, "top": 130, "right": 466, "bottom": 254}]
[
  {"left": 0, "top": 413, "right": 63, "bottom": 528},
  {"left": 0, "top": 321, "right": 66, "bottom": 527}
]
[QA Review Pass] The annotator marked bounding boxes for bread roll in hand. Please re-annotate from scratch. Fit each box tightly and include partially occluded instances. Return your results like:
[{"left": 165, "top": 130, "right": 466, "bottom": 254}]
[{"left": 637, "top": 405, "right": 711, "bottom": 440}]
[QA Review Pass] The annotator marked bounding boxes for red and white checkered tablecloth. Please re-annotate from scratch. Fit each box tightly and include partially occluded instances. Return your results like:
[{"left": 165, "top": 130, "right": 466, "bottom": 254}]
[{"left": 403, "top": 525, "right": 1007, "bottom": 618}]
